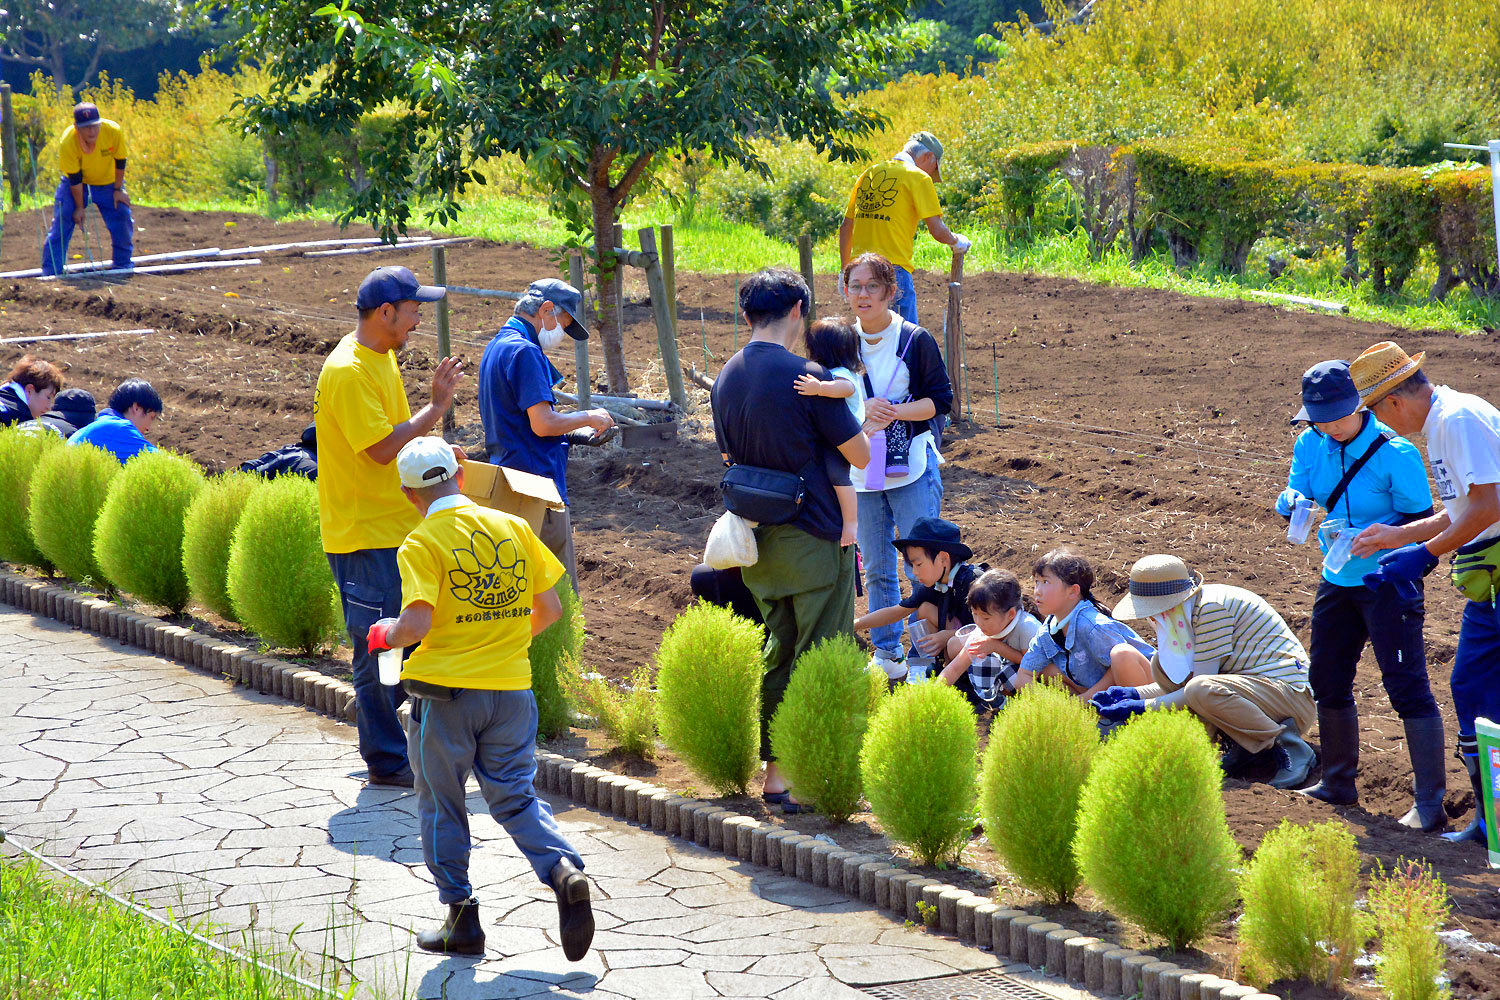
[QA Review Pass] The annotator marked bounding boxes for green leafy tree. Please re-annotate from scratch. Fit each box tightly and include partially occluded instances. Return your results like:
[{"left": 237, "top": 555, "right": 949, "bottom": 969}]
[
  {"left": 221, "top": 0, "right": 911, "bottom": 392},
  {"left": 0, "top": 0, "right": 202, "bottom": 97}
]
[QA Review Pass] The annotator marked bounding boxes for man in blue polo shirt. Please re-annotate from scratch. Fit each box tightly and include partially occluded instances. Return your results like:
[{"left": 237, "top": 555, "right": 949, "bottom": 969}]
[
  {"left": 69, "top": 378, "right": 161, "bottom": 463},
  {"left": 478, "top": 278, "right": 614, "bottom": 583}
]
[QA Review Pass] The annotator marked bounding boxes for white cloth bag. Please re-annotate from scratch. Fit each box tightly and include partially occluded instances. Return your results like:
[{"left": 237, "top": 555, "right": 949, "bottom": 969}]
[{"left": 705, "top": 511, "right": 758, "bottom": 569}]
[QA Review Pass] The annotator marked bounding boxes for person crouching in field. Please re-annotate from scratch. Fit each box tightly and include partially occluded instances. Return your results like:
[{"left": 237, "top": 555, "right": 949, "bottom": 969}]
[
  {"left": 366, "top": 437, "right": 593, "bottom": 960},
  {"left": 1098, "top": 554, "right": 1318, "bottom": 790},
  {"left": 939, "top": 568, "right": 1045, "bottom": 715}
]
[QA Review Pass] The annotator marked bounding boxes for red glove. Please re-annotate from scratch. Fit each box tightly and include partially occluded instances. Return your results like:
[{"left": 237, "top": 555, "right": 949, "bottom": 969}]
[{"left": 366, "top": 618, "right": 397, "bottom": 652}]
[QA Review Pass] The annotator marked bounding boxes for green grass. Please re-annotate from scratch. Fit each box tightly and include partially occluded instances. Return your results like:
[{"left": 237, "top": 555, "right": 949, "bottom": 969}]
[{"left": 0, "top": 855, "right": 359, "bottom": 1000}]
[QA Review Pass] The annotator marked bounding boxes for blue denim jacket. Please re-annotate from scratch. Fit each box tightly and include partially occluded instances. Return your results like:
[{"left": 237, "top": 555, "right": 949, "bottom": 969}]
[{"left": 1020, "top": 599, "right": 1154, "bottom": 691}]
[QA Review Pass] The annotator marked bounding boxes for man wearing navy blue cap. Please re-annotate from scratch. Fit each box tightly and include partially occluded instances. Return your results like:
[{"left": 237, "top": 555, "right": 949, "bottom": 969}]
[
  {"left": 478, "top": 277, "right": 614, "bottom": 584},
  {"left": 1275, "top": 359, "right": 1445, "bottom": 830},
  {"left": 315, "top": 265, "right": 465, "bottom": 788}
]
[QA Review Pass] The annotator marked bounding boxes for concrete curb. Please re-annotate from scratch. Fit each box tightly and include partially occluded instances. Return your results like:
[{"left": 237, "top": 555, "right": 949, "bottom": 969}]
[{"left": 0, "top": 567, "right": 1277, "bottom": 1000}]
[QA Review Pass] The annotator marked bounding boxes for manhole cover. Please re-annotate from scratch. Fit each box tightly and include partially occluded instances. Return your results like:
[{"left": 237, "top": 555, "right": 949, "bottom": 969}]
[{"left": 863, "top": 969, "right": 1060, "bottom": 1000}]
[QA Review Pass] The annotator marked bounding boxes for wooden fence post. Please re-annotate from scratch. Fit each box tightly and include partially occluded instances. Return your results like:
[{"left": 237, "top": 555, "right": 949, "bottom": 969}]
[
  {"left": 1, "top": 84, "right": 20, "bottom": 209},
  {"left": 568, "top": 252, "right": 592, "bottom": 407},
  {"left": 798, "top": 234, "right": 816, "bottom": 330},
  {"left": 637, "top": 226, "right": 689, "bottom": 411},
  {"left": 611, "top": 222, "right": 625, "bottom": 345},
  {"left": 431, "top": 244, "right": 456, "bottom": 433},
  {"left": 945, "top": 253, "right": 965, "bottom": 420},
  {"left": 661, "top": 222, "right": 677, "bottom": 332}
]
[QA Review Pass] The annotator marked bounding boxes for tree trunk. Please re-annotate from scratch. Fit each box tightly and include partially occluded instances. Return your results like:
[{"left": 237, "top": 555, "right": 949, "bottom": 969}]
[
  {"left": 591, "top": 183, "right": 629, "bottom": 393},
  {"left": 50, "top": 41, "right": 71, "bottom": 101}
]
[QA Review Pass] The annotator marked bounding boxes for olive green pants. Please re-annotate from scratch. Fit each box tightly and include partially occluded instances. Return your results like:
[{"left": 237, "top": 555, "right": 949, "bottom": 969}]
[{"left": 741, "top": 524, "right": 857, "bottom": 761}]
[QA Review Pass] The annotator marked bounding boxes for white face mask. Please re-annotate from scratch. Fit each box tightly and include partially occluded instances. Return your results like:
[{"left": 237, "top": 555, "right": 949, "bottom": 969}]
[{"left": 538, "top": 320, "right": 566, "bottom": 351}]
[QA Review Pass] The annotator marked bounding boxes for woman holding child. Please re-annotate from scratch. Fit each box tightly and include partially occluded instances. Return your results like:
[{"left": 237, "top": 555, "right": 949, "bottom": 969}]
[{"left": 841, "top": 252, "right": 954, "bottom": 683}]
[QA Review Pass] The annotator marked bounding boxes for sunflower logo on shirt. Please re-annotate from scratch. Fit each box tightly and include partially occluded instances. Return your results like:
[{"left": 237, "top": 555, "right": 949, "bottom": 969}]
[
  {"left": 856, "top": 169, "right": 901, "bottom": 214},
  {"left": 448, "top": 530, "right": 528, "bottom": 609}
]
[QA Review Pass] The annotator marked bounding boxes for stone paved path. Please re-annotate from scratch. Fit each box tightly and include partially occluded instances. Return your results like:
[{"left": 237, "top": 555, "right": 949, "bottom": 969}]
[{"left": 0, "top": 604, "right": 1091, "bottom": 1000}]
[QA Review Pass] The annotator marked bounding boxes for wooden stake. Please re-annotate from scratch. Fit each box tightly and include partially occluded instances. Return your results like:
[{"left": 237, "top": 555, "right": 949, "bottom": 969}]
[
  {"left": 798, "top": 234, "right": 816, "bottom": 330},
  {"left": 637, "top": 226, "right": 688, "bottom": 411},
  {"left": 612, "top": 222, "right": 625, "bottom": 344},
  {"left": 661, "top": 223, "right": 677, "bottom": 336},
  {"left": 1, "top": 83, "right": 21, "bottom": 209},
  {"left": 945, "top": 253, "right": 965, "bottom": 420},
  {"left": 431, "top": 245, "right": 454, "bottom": 433},
  {"left": 568, "top": 253, "right": 592, "bottom": 407}
]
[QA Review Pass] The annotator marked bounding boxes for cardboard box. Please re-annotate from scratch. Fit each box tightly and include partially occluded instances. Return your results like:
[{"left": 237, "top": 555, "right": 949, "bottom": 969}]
[{"left": 460, "top": 460, "right": 564, "bottom": 531}]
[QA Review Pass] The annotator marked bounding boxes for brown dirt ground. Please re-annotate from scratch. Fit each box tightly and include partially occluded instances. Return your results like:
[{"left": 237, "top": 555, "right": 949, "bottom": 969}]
[{"left": 4, "top": 206, "right": 1499, "bottom": 996}]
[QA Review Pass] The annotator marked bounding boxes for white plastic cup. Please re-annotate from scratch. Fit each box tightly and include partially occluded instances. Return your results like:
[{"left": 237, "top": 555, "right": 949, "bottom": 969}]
[
  {"left": 1286, "top": 498, "right": 1314, "bottom": 544},
  {"left": 906, "top": 618, "right": 930, "bottom": 652},
  {"left": 1324, "top": 528, "right": 1358, "bottom": 574},
  {"left": 378, "top": 648, "right": 403, "bottom": 686}
]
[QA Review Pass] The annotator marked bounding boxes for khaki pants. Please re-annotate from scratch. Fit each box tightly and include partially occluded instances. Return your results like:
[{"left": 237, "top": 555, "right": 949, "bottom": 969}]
[
  {"left": 1181, "top": 673, "right": 1316, "bottom": 753},
  {"left": 538, "top": 507, "right": 577, "bottom": 587}
]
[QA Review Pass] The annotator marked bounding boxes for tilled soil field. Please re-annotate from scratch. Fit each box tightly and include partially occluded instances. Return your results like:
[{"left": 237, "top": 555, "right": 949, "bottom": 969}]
[{"left": 4, "top": 206, "right": 1499, "bottom": 993}]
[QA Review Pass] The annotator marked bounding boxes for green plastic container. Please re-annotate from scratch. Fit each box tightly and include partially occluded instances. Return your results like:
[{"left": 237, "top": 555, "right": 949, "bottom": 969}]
[{"left": 1476, "top": 716, "right": 1500, "bottom": 868}]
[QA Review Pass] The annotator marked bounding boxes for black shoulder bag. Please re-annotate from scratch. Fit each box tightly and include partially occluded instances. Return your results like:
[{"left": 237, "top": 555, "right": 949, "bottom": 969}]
[{"left": 720, "top": 462, "right": 809, "bottom": 525}]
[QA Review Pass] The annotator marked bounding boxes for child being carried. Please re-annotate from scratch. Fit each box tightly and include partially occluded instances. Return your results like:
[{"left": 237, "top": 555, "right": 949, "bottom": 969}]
[{"left": 795, "top": 317, "right": 865, "bottom": 548}]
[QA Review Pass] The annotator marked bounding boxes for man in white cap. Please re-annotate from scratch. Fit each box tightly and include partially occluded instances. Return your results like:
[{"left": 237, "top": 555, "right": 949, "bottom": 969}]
[
  {"left": 1350, "top": 340, "right": 1500, "bottom": 845},
  {"left": 365, "top": 436, "right": 593, "bottom": 960},
  {"left": 478, "top": 277, "right": 615, "bottom": 584},
  {"left": 1096, "top": 554, "right": 1317, "bottom": 790},
  {"left": 839, "top": 130, "right": 970, "bottom": 324},
  {"left": 315, "top": 265, "right": 465, "bottom": 788}
]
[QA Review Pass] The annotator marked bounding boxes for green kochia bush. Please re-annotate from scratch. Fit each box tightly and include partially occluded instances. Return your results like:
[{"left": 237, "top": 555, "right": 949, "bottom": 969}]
[
  {"left": 182, "top": 473, "right": 262, "bottom": 623},
  {"left": 28, "top": 442, "right": 119, "bottom": 585},
  {"left": 1074, "top": 709, "right": 1240, "bottom": 950},
  {"left": 531, "top": 581, "right": 584, "bottom": 740},
  {"left": 93, "top": 451, "right": 205, "bottom": 614},
  {"left": 770, "top": 636, "right": 886, "bottom": 824},
  {"left": 566, "top": 663, "right": 656, "bottom": 758},
  {"left": 979, "top": 681, "right": 1099, "bottom": 903},
  {"left": 860, "top": 681, "right": 978, "bottom": 866},
  {"left": 1368, "top": 859, "right": 1452, "bottom": 1000},
  {"left": 0, "top": 427, "right": 61, "bottom": 570},
  {"left": 1239, "top": 819, "right": 1366, "bottom": 989},
  {"left": 655, "top": 602, "right": 763, "bottom": 796},
  {"left": 226, "top": 476, "right": 339, "bottom": 654}
]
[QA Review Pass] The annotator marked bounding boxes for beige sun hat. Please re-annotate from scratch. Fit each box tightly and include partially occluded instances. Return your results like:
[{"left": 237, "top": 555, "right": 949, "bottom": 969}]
[
  {"left": 1350, "top": 341, "right": 1425, "bottom": 406},
  {"left": 1112, "top": 554, "right": 1203, "bottom": 620}
]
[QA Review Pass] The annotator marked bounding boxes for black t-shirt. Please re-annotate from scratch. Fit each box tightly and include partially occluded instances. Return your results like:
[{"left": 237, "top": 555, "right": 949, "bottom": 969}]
[
  {"left": 900, "top": 561, "right": 987, "bottom": 631},
  {"left": 712, "top": 342, "right": 862, "bottom": 542}
]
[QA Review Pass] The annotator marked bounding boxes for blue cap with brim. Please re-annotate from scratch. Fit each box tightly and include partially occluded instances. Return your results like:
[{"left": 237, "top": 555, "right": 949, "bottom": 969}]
[
  {"left": 1292, "top": 360, "right": 1361, "bottom": 424},
  {"left": 356, "top": 266, "right": 446, "bottom": 310},
  {"left": 527, "top": 278, "right": 590, "bottom": 340}
]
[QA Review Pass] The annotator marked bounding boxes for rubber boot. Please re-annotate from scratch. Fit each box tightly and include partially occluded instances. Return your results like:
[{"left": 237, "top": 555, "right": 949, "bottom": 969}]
[
  {"left": 550, "top": 858, "right": 595, "bottom": 962},
  {"left": 1397, "top": 716, "right": 1449, "bottom": 832},
  {"left": 1300, "top": 706, "right": 1359, "bottom": 806},
  {"left": 1443, "top": 738, "right": 1488, "bottom": 845},
  {"left": 1269, "top": 719, "right": 1316, "bottom": 790},
  {"left": 417, "top": 897, "right": 485, "bottom": 955}
]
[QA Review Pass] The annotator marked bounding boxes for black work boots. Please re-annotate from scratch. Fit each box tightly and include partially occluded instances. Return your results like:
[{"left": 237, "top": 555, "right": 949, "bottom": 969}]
[{"left": 417, "top": 897, "right": 485, "bottom": 956}]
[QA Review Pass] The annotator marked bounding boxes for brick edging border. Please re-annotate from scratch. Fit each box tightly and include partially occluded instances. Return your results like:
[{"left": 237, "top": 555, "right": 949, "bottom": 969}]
[{"left": 0, "top": 568, "right": 1277, "bottom": 1000}]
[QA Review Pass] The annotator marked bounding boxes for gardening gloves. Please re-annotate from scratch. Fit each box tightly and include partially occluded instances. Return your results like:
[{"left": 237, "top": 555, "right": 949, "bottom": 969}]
[
  {"left": 1275, "top": 487, "right": 1306, "bottom": 518},
  {"left": 1362, "top": 542, "right": 1438, "bottom": 588},
  {"left": 1090, "top": 686, "right": 1146, "bottom": 721},
  {"left": 366, "top": 617, "right": 398, "bottom": 653},
  {"left": 953, "top": 234, "right": 972, "bottom": 254}
]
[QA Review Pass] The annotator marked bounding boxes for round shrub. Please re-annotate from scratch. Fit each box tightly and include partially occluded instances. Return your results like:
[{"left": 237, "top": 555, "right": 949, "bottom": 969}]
[
  {"left": 182, "top": 472, "right": 262, "bottom": 622},
  {"left": 654, "top": 601, "right": 763, "bottom": 796},
  {"left": 860, "top": 681, "right": 977, "bottom": 866},
  {"left": 1074, "top": 709, "right": 1240, "bottom": 950},
  {"left": 0, "top": 426, "right": 62, "bottom": 570},
  {"left": 531, "top": 580, "right": 584, "bottom": 740},
  {"left": 979, "top": 681, "right": 1099, "bottom": 903},
  {"left": 226, "top": 475, "right": 340, "bottom": 653},
  {"left": 770, "top": 635, "right": 885, "bottom": 823},
  {"left": 94, "top": 450, "right": 205, "bottom": 613},
  {"left": 28, "top": 442, "right": 119, "bottom": 585}
]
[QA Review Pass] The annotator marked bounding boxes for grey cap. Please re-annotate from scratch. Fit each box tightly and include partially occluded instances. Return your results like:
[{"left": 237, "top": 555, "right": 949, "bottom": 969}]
[{"left": 527, "top": 278, "right": 589, "bottom": 340}]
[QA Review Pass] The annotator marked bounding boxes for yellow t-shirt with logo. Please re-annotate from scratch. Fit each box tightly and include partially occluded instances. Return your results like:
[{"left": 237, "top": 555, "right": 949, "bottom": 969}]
[
  {"left": 58, "top": 121, "right": 128, "bottom": 186},
  {"left": 314, "top": 333, "right": 419, "bottom": 553},
  {"left": 843, "top": 157, "right": 942, "bottom": 272},
  {"left": 397, "top": 498, "right": 565, "bottom": 690}
]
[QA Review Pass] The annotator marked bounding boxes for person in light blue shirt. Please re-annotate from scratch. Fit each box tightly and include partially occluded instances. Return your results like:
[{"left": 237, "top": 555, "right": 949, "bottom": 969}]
[
  {"left": 1275, "top": 359, "right": 1444, "bottom": 831},
  {"left": 69, "top": 378, "right": 160, "bottom": 464}
]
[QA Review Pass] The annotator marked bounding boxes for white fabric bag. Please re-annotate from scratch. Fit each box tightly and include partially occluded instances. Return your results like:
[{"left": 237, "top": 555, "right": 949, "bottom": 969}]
[{"left": 705, "top": 511, "right": 759, "bottom": 569}]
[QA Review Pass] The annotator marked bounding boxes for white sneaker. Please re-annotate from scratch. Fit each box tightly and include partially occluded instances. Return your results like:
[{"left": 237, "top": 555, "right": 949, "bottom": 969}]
[{"left": 869, "top": 652, "right": 908, "bottom": 681}]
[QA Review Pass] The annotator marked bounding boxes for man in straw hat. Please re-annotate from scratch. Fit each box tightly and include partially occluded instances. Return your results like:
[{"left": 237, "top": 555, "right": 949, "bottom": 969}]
[
  {"left": 1350, "top": 340, "right": 1500, "bottom": 845},
  {"left": 1092, "top": 554, "right": 1317, "bottom": 790}
]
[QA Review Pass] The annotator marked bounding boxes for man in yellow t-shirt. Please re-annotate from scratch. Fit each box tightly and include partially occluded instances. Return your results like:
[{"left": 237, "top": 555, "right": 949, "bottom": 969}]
[
  {"left": 315, "top": 265, "right": 464, "bottom": 787},
  {"left": 41, "top": 103, "right": 134, "bottom": 275},
  {"left": 366, "top": 437, "right": 593, "bottom": 961},
  {"left": 839, "top": 131, "right": 970, "bottom": 325}
]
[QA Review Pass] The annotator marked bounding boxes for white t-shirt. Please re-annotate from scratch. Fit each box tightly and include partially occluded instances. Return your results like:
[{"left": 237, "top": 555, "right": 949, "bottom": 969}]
[
  {"left": 853, "top": 312, "right": 942, "bottom": 492},
  {"left": 1424, "top": 384, "right": 1500, "bottom": 547},
  {"left": 828, "top": 365, "right": 866, "bottom": 424}
]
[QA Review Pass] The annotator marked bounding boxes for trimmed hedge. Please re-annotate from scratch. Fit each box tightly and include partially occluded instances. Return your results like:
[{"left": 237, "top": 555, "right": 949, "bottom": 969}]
[
  {"left": 182, "top": 472, "right": 262, "bottom": 622},
  {"left": 94, "top": 450, "right": 206, "bottom": 614},
  {"left": 0, "top": 427, "right": 62, "bottom": 570},
  {"left": 226, "top": 476, "right": 340, "bottom": 654},
  {"left": 28, "top": 443, "right": 120, "bottom": 586}
]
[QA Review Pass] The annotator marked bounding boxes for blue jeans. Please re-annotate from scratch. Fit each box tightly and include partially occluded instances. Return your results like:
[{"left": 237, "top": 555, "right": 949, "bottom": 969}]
[
  {"left": 408, "top": 690, "right": 582, "bottom": 903},
  {"left": 41, "top": 178, "right": 134, "bottom": 275},
  {"left": 858, "top": 462, "right": 943, "bottom": 659},
  {"left": 895, "top": 266, "right": 918, "bottom": 325},
  {"left": 1453, "top": 597, "right": 1500, "bottom": 739},
  {"left": 326, "top": 548, "right": 409, "bottom": 776}
]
